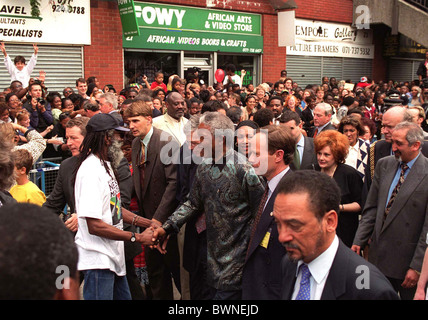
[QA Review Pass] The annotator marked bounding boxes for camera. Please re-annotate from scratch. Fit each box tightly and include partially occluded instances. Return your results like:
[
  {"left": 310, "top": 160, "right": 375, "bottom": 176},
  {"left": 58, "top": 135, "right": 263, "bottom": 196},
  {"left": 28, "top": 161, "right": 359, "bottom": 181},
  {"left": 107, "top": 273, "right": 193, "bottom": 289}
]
[{"left": 36, "top": 97, "right": 46, "bottom": 105}]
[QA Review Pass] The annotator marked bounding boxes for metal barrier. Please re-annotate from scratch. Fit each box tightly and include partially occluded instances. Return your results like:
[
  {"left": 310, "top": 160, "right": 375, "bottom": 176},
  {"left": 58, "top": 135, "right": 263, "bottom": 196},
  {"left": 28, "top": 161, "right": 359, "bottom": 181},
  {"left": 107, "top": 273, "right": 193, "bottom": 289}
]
[{"left": 29, "top": 160, "right": 60, "bottom": 197}]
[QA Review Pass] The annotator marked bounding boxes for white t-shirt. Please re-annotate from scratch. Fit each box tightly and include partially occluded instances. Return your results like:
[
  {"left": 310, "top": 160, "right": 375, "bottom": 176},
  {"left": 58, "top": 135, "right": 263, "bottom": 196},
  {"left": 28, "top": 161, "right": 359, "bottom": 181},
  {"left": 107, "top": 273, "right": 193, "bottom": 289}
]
[
  {"left": 74, "top": 154, "right": 126, "bottom": 276},
  {"left": 223, "top": 74, "right": 242, "bottom": 87}
]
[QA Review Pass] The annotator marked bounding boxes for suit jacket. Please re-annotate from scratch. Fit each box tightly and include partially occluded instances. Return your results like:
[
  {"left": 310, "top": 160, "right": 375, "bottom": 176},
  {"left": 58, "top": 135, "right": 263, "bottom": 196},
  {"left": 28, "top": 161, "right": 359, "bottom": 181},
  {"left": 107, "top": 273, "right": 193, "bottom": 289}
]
[
  {"left": 131, "top": 126, "right": 179, "bottom": 223},
  {"left": 354, "top": 154, "right": 428, "bottom": 280},
  {"left": 152, "top": 113, "right": 188, "bottom": 146},
  {"left": 241, "top": 170, "right": 291, "bottom": 300},
  {"left": 281, "top": 239, "right": 399, "bottom": 300},
  {"left": 309, "top": 122, "right": 336, "bottom": 138},
  {"left": 289, "top": 135, "right": 317, "bottom": 171},
  {"left": 301, "top": 107, "right": 314, "bottom": 135},
  {"left": 363, "top": 140, "right": 428, "bottom": 203},
  {"left": 43, "top": 156, "right": 78, "bottom": 215}
]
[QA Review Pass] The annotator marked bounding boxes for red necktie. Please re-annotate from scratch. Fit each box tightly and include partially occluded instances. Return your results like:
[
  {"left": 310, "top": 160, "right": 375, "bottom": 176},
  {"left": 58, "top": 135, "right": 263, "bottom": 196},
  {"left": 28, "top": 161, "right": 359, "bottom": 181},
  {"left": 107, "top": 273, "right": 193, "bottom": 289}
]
[
  {"left": 246, "top": 186, "right": 270, "bottom": 257},
  {"left": 313, "top": 128, "right": 318, "bottom": 138}
]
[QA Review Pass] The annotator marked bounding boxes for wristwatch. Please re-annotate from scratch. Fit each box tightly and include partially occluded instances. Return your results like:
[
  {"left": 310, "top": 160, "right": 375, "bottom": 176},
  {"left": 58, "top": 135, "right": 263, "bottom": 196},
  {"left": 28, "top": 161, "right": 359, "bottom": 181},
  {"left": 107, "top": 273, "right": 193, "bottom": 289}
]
[{"left": 130, "top": 232, "right": 136, "bottom": 243}]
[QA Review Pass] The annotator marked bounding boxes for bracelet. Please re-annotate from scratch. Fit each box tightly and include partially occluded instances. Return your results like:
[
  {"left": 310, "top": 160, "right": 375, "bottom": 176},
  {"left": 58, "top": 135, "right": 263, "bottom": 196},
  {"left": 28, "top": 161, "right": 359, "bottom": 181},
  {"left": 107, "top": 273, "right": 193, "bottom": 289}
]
[
  {"left": 341, "top": 204, "right": 345, "bottom": 211},
  {"left": 132, "top": 215, "right": 140, "bottom": 226}
]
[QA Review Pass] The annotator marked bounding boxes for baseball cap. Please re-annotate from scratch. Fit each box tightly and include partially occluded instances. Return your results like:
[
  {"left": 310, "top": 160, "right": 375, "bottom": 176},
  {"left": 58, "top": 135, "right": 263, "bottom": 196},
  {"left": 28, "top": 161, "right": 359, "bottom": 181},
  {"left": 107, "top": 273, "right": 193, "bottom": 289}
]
[
  {"left": 86, "top": 113, "right": 129, "bottom": 132},
  {"left": 360, "top": 76, "right": 368, "bottom": 83}
]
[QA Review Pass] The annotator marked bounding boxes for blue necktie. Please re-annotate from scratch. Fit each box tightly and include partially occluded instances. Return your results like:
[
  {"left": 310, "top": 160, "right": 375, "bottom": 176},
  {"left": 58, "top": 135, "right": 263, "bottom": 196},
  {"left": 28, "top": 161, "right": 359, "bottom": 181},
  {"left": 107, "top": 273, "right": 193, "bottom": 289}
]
[{"left": 296, "top": 264, "right": 311, "bottom": 300}]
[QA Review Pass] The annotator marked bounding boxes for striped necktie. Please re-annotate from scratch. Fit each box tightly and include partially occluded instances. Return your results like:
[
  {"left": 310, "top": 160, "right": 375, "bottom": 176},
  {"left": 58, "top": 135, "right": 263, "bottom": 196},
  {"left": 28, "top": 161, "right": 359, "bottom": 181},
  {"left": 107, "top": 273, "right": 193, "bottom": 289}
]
[{"left": 384, "top": 163, "right": 409, "bottom": 220}]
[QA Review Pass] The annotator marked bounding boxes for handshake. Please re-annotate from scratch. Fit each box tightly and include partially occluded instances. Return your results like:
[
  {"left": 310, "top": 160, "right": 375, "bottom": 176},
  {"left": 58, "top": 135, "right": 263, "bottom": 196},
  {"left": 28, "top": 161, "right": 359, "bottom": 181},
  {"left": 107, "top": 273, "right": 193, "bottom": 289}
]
[{"left": 135, "top": 219, "right": 169, "bottom": 254}]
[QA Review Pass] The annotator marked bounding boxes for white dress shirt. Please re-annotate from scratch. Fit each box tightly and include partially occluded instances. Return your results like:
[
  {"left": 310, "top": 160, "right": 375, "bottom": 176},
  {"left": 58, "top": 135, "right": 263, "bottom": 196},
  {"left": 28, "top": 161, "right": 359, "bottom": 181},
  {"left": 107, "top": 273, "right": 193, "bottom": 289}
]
[
  {"left": 263, "top": 167, "right": 290, "bottom": 211},
  {"left": 345, "top": 143, "right": 359, "bottom": 169},
  {"left": 292, "top": 235, "right": 339, "bottom": 300}
]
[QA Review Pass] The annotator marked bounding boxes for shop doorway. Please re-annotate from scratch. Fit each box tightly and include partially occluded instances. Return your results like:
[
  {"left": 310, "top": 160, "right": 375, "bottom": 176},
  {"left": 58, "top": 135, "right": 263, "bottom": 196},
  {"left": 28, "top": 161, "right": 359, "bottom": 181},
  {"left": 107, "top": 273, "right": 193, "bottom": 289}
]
[{"left": 183, "top": 53, "right": 213, "bottom": 86}]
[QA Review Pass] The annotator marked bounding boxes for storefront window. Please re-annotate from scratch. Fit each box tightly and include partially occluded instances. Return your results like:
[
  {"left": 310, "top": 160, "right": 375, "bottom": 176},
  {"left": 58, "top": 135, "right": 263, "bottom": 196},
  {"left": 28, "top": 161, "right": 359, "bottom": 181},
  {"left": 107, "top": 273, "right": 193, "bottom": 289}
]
[
  {"left": 124, "top": 51, "right": 179, "bottom": 88},
  {"left": 217, "top": 54, "right": 258, "bottom": 87}
]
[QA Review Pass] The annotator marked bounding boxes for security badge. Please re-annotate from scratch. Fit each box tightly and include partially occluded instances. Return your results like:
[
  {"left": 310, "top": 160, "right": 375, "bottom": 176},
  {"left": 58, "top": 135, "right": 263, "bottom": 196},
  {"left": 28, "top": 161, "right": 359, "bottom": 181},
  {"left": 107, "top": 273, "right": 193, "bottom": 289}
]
[{"left": 260, "top": 213, "right": 273, "bottom": 248}]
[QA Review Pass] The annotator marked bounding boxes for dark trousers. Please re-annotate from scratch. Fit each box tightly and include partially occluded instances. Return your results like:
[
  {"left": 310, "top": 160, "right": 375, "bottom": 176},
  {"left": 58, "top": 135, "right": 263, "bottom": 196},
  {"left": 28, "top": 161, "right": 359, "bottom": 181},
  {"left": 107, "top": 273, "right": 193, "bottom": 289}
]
[
  {"left": 188, "top": 231, "right": 213, "bottom": 300},
  {"left": 387, "top": 277, "right": 416, "bottom": 300},
  {"left": 145, "top": 234, "right": 181, "bottom": 300}
]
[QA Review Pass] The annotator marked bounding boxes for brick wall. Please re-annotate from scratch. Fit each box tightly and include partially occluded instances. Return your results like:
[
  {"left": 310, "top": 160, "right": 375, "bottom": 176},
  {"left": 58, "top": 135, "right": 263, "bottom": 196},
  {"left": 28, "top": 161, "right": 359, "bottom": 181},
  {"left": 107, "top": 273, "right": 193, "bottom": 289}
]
[
  {"left": 84, "top": 0, "right": 124, "bottom": 91},
  {"left": 294, "top": 0, "right": 354, "bottom": 24},
  {"left": 86, "top": 0, "right": 356, "bottom": 88}
]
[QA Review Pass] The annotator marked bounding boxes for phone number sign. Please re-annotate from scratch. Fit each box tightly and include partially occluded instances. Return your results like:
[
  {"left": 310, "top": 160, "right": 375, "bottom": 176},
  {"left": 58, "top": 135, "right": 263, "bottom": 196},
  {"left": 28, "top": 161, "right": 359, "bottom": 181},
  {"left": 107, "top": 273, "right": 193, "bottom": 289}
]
[{"left": 0, "top": 0, "right": 90, "bottom": 45}]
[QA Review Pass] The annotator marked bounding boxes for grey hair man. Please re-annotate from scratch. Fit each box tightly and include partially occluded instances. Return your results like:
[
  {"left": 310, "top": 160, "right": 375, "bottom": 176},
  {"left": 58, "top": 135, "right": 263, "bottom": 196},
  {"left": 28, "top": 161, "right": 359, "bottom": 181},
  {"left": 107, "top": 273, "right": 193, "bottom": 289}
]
[
  {"left": 311, "top": 102, "right": 336, "bottom": 138},
  {"left": 153, "top": 111, "right": 265, "bottom": 300},
  {"left": 352, "top": 121, "right": 428, "bottom": 300}
]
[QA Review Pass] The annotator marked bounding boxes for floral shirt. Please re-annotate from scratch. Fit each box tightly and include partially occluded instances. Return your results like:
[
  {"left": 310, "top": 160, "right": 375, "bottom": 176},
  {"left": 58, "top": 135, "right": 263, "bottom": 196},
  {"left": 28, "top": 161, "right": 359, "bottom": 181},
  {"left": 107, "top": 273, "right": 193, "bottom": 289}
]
[{"left": 163, "top": 150, "right": 265, "bottom": 290}]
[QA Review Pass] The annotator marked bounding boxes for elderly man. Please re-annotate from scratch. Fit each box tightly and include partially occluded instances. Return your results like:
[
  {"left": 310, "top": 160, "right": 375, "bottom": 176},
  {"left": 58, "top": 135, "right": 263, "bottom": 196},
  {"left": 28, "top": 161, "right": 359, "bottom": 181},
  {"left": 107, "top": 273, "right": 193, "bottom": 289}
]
[
  {"left": 98, "top": 92, "right": 123, "bottom": 124},
  {"left": 152, "top": 91, "right": 188, "bottom": 146},
  {"left": 310, "top": 102, "right": 336, "bottom": 138},
  {"left": 364, "top": 106, "right": 428, "bottom": 190},
  {"left": 152, "top": 112, "right": 265, "bottom": 300},
  {"left": 352, "top": 122, "right": 428, "bottom": 300}
]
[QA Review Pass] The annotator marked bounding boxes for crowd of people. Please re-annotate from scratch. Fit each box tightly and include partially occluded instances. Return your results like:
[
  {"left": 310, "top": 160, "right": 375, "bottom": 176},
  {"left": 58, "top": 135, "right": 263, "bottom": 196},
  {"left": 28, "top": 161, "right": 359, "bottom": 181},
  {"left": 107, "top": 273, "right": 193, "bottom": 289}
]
[{"left": 0, "top": 43, "right": 428, "bottom": 301}]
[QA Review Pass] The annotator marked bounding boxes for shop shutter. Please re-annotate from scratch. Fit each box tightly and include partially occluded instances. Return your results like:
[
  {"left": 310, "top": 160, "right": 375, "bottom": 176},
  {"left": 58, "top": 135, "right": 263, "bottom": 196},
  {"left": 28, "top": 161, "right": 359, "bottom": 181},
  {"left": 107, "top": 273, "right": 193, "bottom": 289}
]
[
  {"left": 321, "top": 57, "right": 343, "bottom": 83},
  {"left": 0, "top": 44, "right": 83, "bottom": 95},
  {"left": 287, "top": 55, "right": 372, "bottom": 88},
  {"left": 342, "top": 58, "right": 372, "bottom": 84},
  {"left": 286, "top": 55, "right": 322, "bottom": 88}
]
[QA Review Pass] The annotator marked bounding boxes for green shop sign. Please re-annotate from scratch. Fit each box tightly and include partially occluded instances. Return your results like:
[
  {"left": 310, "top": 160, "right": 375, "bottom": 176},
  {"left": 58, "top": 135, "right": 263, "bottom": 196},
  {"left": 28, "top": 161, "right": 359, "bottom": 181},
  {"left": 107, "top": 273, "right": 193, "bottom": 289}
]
[
  {"left": 118, "top": 0, "right": 140, "bottom": 36},
  {"left": 121, "top": 1, "right": 263, "bottom": 53}
]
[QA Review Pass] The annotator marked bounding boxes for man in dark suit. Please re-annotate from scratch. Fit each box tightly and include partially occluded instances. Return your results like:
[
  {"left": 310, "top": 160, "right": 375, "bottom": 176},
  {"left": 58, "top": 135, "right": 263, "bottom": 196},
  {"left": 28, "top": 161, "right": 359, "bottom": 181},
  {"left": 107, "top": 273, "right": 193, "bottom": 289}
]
[
  {"left": 301, "top": 91, "right": 316, "bottom": 135},
  {"left": 352, "top": 122, "right": 428, "bottom": 300},
  {"left": 275, "top": 170, "right": 398, "bottom": 300},
  {"left": 43, "top": 117, "right": 90, "bottom": 229},
  {"left": 280, "top": 110, "right": 317, "bottom": 170},
  {"left": 242, "top": 125, "right": 294, "bottom": 299},
  {"left": 310, "top": 102, "right": 336, "bottom": 138},
  {"left": 123, "top": 100, "right": 181, "bottom": 300}
]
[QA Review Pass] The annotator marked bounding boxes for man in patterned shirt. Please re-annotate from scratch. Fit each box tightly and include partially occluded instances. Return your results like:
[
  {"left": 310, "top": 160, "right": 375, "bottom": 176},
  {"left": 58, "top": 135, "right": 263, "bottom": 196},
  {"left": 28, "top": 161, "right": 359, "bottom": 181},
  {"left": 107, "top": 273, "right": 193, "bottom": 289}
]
[{"left": 153, "top": 111, "right": 265, "bottom": 300}]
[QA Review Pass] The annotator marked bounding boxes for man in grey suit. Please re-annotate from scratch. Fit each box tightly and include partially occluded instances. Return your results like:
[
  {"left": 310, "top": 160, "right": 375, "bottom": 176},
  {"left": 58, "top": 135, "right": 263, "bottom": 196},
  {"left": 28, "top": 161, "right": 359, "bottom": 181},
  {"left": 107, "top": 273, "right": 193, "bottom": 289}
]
[
  {"left": 275, "top": 170, "right": 398, "bottom": 300},
  {"left": 279, "top": 110, "right": 317, "bottom": 170},
  {"left": 352, "top": 121, "right": 428, "bottom": 300},
  {"left": 123, "top": 100, "right": 181, "bottom": 300},
  {"left": 310, "top": 102, "right": 336, "bottom": 138}
]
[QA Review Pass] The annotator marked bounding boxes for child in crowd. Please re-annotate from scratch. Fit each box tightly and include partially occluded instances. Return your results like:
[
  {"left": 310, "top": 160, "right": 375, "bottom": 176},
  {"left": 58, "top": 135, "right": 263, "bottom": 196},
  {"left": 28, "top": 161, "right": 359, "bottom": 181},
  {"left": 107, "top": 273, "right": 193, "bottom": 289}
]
[
  {"left": 9, "top": 149, "right": 46, "bottom": 206},
  {"left": 150, "top": 71, "right": 167, "bottom": 92},
  {"left": 0, "top": 42, "right": 38, "bottom": 87}
]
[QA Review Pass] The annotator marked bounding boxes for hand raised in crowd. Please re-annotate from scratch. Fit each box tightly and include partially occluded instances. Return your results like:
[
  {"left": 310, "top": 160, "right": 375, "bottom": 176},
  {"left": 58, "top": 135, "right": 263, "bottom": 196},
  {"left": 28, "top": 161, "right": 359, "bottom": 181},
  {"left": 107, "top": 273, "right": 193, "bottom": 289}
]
[
  {"left": 33, "top": 43, "right": 39, "bottom": 55},
  {"left": 38, "top": 70, "right": 46, "bottom": 82},
  {"left": 0, "top": 42, "right": 6, "bottom": 56}
]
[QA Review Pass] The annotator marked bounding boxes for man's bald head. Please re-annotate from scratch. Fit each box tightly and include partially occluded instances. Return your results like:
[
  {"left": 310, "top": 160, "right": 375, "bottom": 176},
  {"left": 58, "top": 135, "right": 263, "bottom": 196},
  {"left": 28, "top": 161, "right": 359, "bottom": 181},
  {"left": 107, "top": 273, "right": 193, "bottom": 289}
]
[{"left": 382, "top": 106, "right": 413, "bottom": 143}]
